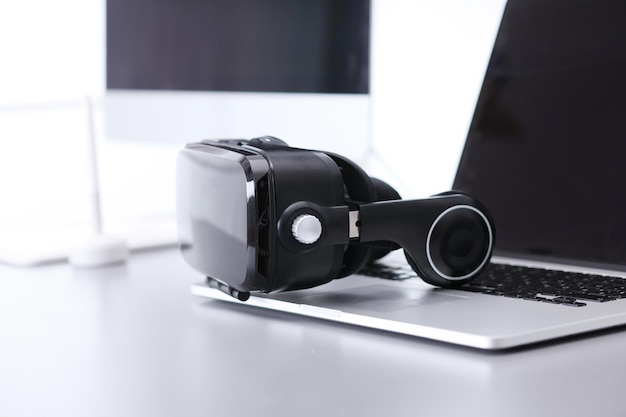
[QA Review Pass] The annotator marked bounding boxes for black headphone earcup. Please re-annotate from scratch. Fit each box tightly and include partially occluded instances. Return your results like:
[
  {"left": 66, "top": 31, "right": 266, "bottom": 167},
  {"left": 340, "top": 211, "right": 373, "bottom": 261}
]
[{"left": 367, "top": 177, "right": 402, "bottom": 261}]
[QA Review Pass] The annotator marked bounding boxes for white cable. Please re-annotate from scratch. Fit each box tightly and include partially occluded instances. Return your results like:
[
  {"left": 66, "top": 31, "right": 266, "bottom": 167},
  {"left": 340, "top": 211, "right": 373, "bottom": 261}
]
[{"left": 68, "top": 96, "right": 128, "bottom": 268}]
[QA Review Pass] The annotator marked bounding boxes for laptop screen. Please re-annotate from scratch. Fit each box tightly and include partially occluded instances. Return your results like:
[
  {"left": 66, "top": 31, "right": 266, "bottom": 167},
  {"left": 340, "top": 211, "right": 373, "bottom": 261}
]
[{"left": 453, "top": 0, "right": 626, "bottom": 268}]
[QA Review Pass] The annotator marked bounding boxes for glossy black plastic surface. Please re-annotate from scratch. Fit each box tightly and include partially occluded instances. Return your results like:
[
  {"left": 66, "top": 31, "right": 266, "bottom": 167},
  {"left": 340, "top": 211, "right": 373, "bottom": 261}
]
[{"left": 176, "top": 144, "right": 268, "bottom": 292}]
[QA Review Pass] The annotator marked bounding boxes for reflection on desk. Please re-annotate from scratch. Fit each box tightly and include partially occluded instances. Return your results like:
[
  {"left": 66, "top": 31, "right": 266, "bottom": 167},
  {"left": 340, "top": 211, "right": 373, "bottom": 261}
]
[{"left": 1, "top": 249, "right": 625, "bottom": 417}]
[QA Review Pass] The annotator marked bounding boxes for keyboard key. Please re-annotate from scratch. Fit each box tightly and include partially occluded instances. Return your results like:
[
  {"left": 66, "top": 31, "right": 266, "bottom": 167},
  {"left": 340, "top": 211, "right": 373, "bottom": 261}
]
[
  {"left": 458, "top": 263, "right": 626, "bottom": 307},
  {"left": 360, "top": 261, "right": 625, "bottom": 308}
]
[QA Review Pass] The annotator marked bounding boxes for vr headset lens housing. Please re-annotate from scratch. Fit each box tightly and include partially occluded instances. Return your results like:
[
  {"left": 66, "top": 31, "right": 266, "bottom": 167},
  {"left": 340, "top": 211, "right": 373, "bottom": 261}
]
[{"left": 177, "top": 144, "right": 264, "bottom": 290}]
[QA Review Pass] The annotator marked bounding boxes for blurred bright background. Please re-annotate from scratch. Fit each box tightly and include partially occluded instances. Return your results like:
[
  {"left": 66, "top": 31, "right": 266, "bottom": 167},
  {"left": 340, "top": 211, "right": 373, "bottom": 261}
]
[{"left": 0, "top": 0, "right": 505, "bottom": 265}]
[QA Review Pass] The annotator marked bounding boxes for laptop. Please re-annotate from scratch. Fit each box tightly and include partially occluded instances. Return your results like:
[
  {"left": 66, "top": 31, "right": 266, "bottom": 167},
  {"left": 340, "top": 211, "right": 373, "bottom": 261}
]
[{"left": 192, "top": 0, "right": 626, "bottom": 350}]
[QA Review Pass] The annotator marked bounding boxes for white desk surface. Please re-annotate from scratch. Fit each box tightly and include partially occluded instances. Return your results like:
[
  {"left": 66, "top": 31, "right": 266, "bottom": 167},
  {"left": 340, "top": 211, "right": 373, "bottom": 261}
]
[{"left": 1, "top": 248, "right": 626, "bottom": 417}]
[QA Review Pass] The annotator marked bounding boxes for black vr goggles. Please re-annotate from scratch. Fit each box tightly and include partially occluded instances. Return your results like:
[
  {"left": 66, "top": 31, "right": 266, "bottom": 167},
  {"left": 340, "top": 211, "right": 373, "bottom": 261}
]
[{"left": 177, "top": 137, "right": 495, "bottom": 301}]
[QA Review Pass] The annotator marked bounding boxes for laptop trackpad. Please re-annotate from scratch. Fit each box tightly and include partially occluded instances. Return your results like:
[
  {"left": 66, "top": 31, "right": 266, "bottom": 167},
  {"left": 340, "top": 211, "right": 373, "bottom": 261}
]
[{"left": 281, "top": 284, "right": 465, "bottom": 313}]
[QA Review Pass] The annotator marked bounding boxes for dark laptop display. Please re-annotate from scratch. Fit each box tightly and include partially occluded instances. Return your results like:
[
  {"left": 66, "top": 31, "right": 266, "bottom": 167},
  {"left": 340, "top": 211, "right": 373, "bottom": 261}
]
[{"left": 453, "top": 0, "right": 626, "bottom": 270}]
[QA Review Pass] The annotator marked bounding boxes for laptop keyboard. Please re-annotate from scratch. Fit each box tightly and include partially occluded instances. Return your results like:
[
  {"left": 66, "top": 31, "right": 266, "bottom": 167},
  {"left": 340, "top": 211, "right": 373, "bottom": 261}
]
[{"left": 360, "top": 262, "right": 626, "bottom": 307}]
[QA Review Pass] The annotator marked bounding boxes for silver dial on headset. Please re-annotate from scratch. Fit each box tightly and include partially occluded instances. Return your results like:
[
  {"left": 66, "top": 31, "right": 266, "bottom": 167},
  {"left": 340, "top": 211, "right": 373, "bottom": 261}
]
[{"left": 291, "top": 214, "right": 323, "bottom": 244}]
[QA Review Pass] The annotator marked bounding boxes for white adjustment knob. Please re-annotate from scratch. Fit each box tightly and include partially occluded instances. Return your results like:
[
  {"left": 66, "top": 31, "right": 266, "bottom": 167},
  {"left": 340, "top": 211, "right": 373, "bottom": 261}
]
[{"left": 291, "top": 214, "right": 323, "bottom": 244}]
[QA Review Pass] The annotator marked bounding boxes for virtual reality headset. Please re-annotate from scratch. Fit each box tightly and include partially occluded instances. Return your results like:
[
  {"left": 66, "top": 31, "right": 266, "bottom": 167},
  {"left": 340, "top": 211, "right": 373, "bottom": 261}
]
[{"left": 177, "top": 137, "right": 495, "bottom": 301}]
